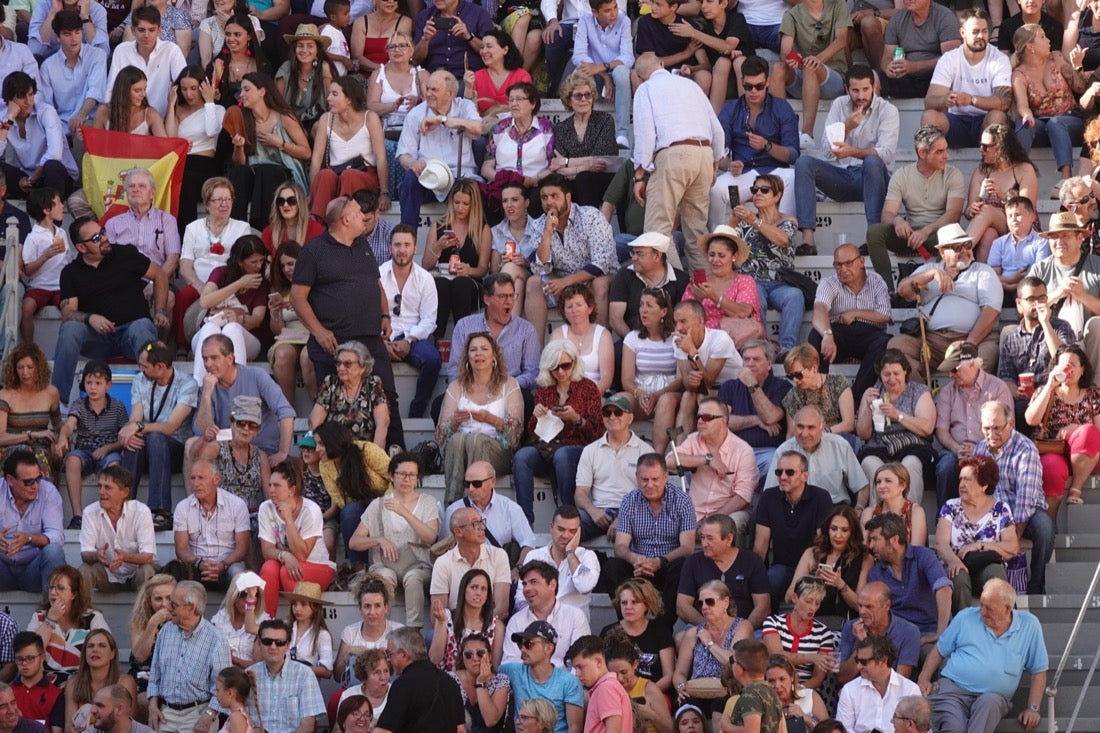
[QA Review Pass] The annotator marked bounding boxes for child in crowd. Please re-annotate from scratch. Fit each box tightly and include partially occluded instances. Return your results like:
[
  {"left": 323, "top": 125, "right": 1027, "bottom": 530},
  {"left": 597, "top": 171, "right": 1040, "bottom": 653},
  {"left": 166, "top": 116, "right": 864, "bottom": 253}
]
[
  {"left": 988, "top": 195, "right": 1051, "bottom": 300},
  {"left": 56, "top": 361, "right": 129, "bottom": 526},
  {"left": 20, "top": 186, "right": 72, "bottom": 344},
  {"left": 723, "top": 640, "right": 785, "bottom": 733},
  {"left": 298, "top": 431, "right": 338, "bottom": 561},
  {"left": 321, "top": 0, "right": 353, "bottom": 75},
  {"left": 573, "top": 0, "right": 634, "bottom": 145},
  {"left": 285, "top": 580, "right": 336, "bottom": 680},
  {"left": 215, "top": 666, "right": 262, "bottom": 733},
  {"left": 633, "top": 0, "right": 709, "bottom": 89}
]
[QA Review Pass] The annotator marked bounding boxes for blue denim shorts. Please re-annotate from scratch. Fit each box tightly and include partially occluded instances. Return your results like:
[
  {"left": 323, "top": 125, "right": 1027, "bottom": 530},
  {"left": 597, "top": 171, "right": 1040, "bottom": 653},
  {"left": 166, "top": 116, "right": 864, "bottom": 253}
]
[{"left": 66, "top": 448, "right": 123, "bottom": 475}]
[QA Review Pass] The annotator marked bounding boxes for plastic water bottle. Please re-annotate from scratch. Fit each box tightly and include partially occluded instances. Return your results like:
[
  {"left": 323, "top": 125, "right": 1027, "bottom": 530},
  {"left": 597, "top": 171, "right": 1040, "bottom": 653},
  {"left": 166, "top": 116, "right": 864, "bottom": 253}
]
[{"left": 894, "top": 47, "right": 905, "bottom": 61}]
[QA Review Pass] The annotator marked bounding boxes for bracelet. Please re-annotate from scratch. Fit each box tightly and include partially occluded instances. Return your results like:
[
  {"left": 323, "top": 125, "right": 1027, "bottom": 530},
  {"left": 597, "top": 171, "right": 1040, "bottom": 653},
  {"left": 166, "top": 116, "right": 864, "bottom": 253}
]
[{"left": 381, "top": 314, "right": 391, "bottom": 319}]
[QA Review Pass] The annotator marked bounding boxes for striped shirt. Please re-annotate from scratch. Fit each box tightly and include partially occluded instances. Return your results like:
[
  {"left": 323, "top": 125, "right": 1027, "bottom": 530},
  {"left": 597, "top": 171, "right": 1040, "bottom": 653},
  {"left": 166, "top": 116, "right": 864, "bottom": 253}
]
[
  {"left": 624, "top": 331, "right": 677, "bottom": 380},
  {"left": 617, "top": 486, "right": 697, "bottom": 558},
  {"left": 974, "top": 429, "right": 1047, "bottom": 523},
  {"left": 69, "top": 396, "right": 128, "bottom": 451},
  {"left": 147, "top": 618, "right": 231, "bottom": 705},
  {"left": 814, "top": 272, "right": 891, "bottom": 325},
  {"left": 761, "top": 613, "right": 838, "bottom": 683}
]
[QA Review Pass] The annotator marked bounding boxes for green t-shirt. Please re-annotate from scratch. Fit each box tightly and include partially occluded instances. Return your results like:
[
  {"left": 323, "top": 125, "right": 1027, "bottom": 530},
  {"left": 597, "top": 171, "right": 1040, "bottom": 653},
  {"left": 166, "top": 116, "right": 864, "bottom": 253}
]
[
  {"left": 779, "top": 0, "right": 852, "bottom": 73},
  {"left": 730, "top": 681, "right": 784, "bottom": 733}
]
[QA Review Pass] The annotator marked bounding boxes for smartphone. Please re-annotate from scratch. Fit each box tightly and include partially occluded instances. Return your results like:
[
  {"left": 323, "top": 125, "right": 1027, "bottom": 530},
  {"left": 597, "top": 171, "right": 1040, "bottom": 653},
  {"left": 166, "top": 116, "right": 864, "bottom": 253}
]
[
  {"left": 692, "top": 269, "right": 707, "bottom": 286},
  {"left": 552, "top": 406, "right": 566, "bottom": 412},
  {"left": 728, "top": 185, "right": 741, "bottom": 209},
  {"left": 435, "top": 15, "right": 456, "bottom": 29},
  {"left": 786, "top": 49, "right": 803, "bottom": 67}
]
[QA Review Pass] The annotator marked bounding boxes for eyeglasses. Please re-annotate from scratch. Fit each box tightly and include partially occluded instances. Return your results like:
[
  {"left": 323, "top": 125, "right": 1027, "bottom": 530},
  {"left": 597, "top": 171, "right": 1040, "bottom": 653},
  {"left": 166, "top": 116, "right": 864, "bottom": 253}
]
[
  {"left": 393, "top": 293, "right": 402, "bottom": 317},
  {"left": 233, "top": 420, "right": 259, "bottom": 430},
  {"left": 551, "top": 361, "right": 574, "bottom": 373},
  {"left": 833, "top": 257, "right": 860, "bottom": 269},
  {"left": 508, "top": 96, "right": 530, "bottom": 103},
  {"left": 13, "top": 655, "right": 41, "bottom": 664},
  {"left": 464, "top": 478, "right": 492, "bottom": 488},
  {"left": 571, "top": 91, "right": 594, "bottom": 100},
  {"left": 457, "top": 519, "right": 486, "bottom": 530},
  {"left": 386, "top": 42, "right": 411, "bottom": 50},
  {"left": 697, "top": 413, "right": 724, "bottom": 423},
  {"left": 393, "top": 470, "right": 418, "bottom": 480},
  {"left": 463, "top": 649, "right": 488, "bottom": 659},
  {"left": 79, "top": 230, "right": 106, "bottom": 244},
  {"left": 208, "top": 197, "right": 233, "bottom": 205},
  {"left": 743, "top": 82, "right": 766, "bottom": 91},
  {"left": 786, "top": 370, "right": 805, "bottom": 380},
  {"left": 14, "top": 476, "right": 40, "bottom": 486},
  {"left": 602, "top": 407, "right": 625, "bottom": 417},
  {"left": 276, "top": 195, "right": 298, "bottom": 207},
  {"left": 774, "top": 468, "right": 799, "bottom": 477},
  {"left": 893, "top": 713, "right": 912, "bottom": 723},
  {"left": 336, "top": 359, "right": 360, "bottom": 368},
  {"left": 348, "top": 710, "right": 372, "bottom": 721},
  {"left": 939, "top": 243, "right": 973, "bottom": 251},
  {"left": 1020, "top": 294, "right": 1048, "bottom": 303},
  {"left": 855, "top": 656, "right": 875, "bottom": 666},
  {"left": 750, "top": 185, "right": 773, "bottom": 194},
  {"left": 518, "top": 639, "right": 542, "bottom": 649},
  {"left": 259, "top": 638, "right": 289, "bottom": 647}
]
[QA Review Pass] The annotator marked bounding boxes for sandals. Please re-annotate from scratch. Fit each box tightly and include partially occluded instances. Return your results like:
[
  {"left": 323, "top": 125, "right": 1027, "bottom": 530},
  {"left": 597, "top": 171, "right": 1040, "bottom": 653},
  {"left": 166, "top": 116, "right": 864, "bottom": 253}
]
[{"left": 1067, "top": 488, "right": 1085, "bottom": 505}]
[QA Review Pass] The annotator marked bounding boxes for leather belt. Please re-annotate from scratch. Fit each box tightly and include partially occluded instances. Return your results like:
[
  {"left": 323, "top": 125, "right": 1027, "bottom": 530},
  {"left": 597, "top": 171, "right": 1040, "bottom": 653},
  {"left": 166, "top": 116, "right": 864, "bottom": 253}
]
[
  {"left": 667, "top": 139, "right": 710, "bottom": 148},
  {"left": 163, "top": 700, "right": 209, "bottom": 711}
]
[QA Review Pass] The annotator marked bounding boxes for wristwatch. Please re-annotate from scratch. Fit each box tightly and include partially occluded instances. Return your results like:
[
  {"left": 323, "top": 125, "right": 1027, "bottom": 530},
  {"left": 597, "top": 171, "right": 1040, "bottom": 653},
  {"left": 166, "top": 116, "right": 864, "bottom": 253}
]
[
  {"left": 439, "top": 115, "right": 448, "bottom": 125},
  {"left": 823, "top": 329, "right": 833, "bottom": 337},
  {"left": 704, "top": 452, "right": 713, "bottom": 465},
  {"left": 764, "top": 140, "right": 773, "bottom": 153},
  {"left": 747, "top": 384, "right": 759, "bottom": 394}
]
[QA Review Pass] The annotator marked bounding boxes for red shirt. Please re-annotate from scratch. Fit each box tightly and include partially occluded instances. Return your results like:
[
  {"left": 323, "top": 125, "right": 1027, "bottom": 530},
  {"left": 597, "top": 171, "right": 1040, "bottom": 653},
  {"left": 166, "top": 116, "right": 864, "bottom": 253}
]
[{"left": 13, "top": 677, "right": 61, "bottom": 723}]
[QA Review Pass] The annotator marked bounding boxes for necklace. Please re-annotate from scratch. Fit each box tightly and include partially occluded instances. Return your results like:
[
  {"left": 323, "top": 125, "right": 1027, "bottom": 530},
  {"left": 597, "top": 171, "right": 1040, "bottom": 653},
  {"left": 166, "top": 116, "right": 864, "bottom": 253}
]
[{"left": 206, "top": 217, "right": 226, "bottom": 254}]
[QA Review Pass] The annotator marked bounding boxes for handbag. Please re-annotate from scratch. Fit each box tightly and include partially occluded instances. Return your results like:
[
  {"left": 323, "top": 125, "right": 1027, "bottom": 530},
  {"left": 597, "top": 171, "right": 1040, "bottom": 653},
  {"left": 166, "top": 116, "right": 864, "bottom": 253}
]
[
  {"left": 683, "top": 677, "right": 727, "bottom": 699},
  {"left": 323, "top": 112, "right": 373, "bottom": 175},
  {"left": 1005, "top": 552, "right": 1029, "bottom": 593},
  {"left": 879, "top": 429, "right": 926, "bottom": 457},
  {"left": 775, "top": 267, "right": 818, "bottom": 310},
  {"left": 1034, "top": 438, "right": 1067, "bottom": 455},
  {"left": 961, "top": 549, "right": 1003, "bottom": 577}
]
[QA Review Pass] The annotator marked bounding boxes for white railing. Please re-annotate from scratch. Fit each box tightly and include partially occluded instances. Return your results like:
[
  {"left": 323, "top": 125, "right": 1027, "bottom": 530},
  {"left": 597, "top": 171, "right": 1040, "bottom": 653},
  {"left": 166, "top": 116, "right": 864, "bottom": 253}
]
[
  {"left": 1047, "top": 558, "right": 1100, "bottom": 733},
  {"left": 0, "top": 217, "right": 21, "bottom": 359}
]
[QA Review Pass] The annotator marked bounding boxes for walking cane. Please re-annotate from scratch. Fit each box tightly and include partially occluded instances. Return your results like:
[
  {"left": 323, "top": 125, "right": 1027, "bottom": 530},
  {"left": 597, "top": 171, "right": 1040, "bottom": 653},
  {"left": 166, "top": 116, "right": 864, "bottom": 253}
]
[
  {"left": 915, "top": 288, "right": 933, "bottom": 388},
  {"left": 666, "top": 426, "right": 688, "bottom": 494}
]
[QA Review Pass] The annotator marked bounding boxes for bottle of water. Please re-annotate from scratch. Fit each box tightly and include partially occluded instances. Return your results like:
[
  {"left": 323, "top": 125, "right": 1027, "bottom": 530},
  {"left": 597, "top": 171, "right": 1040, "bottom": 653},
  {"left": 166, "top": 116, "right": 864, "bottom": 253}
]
[{"left": 540, "top": 262, "right": 556, "bottom": 308}]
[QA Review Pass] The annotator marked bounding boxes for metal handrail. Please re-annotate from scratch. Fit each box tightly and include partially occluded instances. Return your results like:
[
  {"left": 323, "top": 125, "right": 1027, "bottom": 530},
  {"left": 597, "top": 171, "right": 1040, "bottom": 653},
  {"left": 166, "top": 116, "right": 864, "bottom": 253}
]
[
  {"left": 1046, "top": 555, "right": 1100, "bottom": 733},
  {"left": 0, "top": 217, "right": 22, "bottom": 360}
]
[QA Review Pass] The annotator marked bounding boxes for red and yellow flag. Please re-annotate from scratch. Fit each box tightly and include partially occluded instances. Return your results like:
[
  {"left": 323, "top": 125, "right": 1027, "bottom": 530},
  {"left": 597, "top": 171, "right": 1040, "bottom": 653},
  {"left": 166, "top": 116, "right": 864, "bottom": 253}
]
[{"left": 80, "top": 127, "right": 189, "bottom": 222}]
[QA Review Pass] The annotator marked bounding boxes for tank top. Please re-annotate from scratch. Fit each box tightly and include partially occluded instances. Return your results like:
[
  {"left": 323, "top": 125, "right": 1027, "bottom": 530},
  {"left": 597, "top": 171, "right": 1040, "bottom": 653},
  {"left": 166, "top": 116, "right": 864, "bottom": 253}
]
[
  {"left": 328, "top": 112, "right": 378, "bottom": 167},
  {"left": 691, "top": 618, "right": 743, "bottom": 679},
  {"left": 363, "top": 35, "right": 390, "bottom": 66},
  {"left": 377, "top": 64, "right": 421, "bottom": 130},
  {"left": 456, "top": 386, "right": 511, "bottom": 437},
  {"left": 218, "top": 441, "right": 264, "bottom": 511},
  {"left": 217, "top": 708, "right": 254, "bottom": 733},
  {"left": 561, "top": 324, "right": 606, "bottom": 385},
  {"left": 628, "top": 677, "right": 657, "bottom": 733}
]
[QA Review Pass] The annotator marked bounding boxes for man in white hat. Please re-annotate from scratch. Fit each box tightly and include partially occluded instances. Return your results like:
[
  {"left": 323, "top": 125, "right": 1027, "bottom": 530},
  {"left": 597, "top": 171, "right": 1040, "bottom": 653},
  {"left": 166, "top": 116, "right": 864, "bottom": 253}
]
[
  {"left": 106, "top": 6, "right": 186, "bottom": 117},
  {"left": 1027, "top": 211, "right": 1100, "bottom": 384},
  {"left": 810, "top": 242, "right": 892, "bottom": 404},
  {"left": 608, "top": 231, "right": 688, "bottom": 341},
  {"left": 395, "top": 70, "right": 481, "bottom": 227},
  {"left": 888, "top": 222, "right": 1004, "bottom": 381}
]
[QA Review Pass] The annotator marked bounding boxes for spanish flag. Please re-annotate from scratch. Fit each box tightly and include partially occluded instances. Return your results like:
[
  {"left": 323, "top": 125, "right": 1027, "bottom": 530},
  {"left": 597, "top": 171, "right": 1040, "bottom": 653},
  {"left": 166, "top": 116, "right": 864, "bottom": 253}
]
[{"left": 80, "top": 128, "right": 189, "bottom": 222}]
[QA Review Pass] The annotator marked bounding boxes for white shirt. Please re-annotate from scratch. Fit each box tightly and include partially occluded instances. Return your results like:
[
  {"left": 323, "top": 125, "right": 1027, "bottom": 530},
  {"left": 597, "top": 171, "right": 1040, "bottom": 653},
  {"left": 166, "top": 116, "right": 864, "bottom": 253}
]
[
  {"left": 181, "top": 218, "right": 254, "bottom": 283},
  {"left": 22, "top": 223, "right": 73, "bottom": 291},
  {"left": 820, "top": 95, "right": 900, "bottom": 169},
  {"left": 501, "top": 600, "right": 591, "bottom": 667},
  {"left": 442, "top": 491, "right": 537, "bottom": 550},
  {"left": 107, "top": 39, "right": 187, "bottom": 118},
  {"left": 539, "top": 0, "right": 625, "bottom": 24},
  {"left": 319, "top": 24, "right": 351, "bottom": 75},
  {"left": 930, "top": 45, "right": 1012, "bottom": 117},
  {"left": 633, "top": 68, "right": 724, "bottom": 171},
  {"left": 289, "top": 624, "right": 335, "bottom": 671},
  {"left": 379, "top": 261, "right": 438, "bottom": 343},
  {"left": 836, "top": 670, "right": 922, "bottom": 733},
  {"left": 257, "top": 498, "right": 334, "bottom": 568},
  {"left": 673, "top": 327, "right": 743, "bottom": 383},
  {"left": 512, "top": 544, "right": 601, "bottom": 615},
  {"left": 740, "top": 0, "right": 788, "bottom": 27},
  {"left": 79, "top": 500, "right": 156, "bottom": 583},
  {"left": 173, "top": 489, "right": 251, "bottom": 563},
  {"left": 396, "top": 97, "right": 482, "bottom": 190}
]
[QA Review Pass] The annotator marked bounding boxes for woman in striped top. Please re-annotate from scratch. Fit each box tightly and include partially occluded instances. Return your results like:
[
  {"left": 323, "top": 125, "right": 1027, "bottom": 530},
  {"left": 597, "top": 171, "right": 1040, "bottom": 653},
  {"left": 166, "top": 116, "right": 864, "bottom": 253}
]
[
  {"left": 761, "top": 576, "right": 838, "bottom": 691},
  {"left": 622, "top": 287, "right": 681, "bottom": 454}
]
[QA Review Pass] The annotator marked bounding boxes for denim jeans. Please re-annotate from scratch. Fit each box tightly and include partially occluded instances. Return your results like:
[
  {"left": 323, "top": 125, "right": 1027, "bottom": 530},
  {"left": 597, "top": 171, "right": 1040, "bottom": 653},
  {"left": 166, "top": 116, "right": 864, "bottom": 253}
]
[
  {"left": 398, "top": 170, "right": 437, "bottom": 227},
  {"left": 794, "top": 155, "right": 890, "bottom": 231},
  {"left": 1023, "top": 509, "right": 1055, "bottom": 595},
  {"left": 935, "top": 448, "right": 959, "bottom": 511},
  {"left": 756, "top": 280, "right": 804, "bottom": 350},
  {"left": 0, "top": 544, "right": 65, "bottom": 592},
  {"left": 512, "top": 444, "right": 584, "bottom": 524},
  {"left": 543, "top": 23, "right": 576, "bottom": 96},
  {"left": 403, "top": 340, "right": 442, "bottom": 419},
  {"left": 767, "top": 562, "right": 796, "bottom": 613},
  {"left": 748, "top": 23, "right": 781, "bottom": 53},
  {"left": 122, "top": 431, "right": 185, "bottom": 512},
  {"left": 341, "top": 501, "right": 369, "bottom": 565},
  {"left": 52, "top": 319, "right": 159, "bottom": 403},
  {"left": 1015, "top": 114, "right": 1084, "bottom": 171},
  {"left": 593, "top": 65, "right": 632, "bottom": 141}
]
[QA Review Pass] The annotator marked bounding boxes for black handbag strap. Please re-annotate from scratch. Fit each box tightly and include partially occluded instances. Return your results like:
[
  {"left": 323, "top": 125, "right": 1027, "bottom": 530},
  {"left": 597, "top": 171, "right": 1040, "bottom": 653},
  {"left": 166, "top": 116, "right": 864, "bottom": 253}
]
[{"left": 461, "top": 497, "right": 502, "bottom": 548}]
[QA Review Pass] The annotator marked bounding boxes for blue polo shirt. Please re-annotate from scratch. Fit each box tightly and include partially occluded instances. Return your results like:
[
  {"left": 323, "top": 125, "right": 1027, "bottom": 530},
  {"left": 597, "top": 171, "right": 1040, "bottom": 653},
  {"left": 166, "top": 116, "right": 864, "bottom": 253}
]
[
  {"left": 867, "top": 545, "right": 951, "bottom": 633},
  {"left": 839, "top": 612, "right": 921, "bottom": 671},
  {"left": 939, "top": 607, "right": 1048, "bottom": 698}
]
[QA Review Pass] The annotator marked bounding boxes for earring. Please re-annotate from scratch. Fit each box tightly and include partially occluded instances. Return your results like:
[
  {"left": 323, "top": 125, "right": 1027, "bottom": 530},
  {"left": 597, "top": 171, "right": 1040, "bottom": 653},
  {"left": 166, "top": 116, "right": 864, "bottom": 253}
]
[{"left": 492, "top": 359, "right": 497, "bottom": 368}]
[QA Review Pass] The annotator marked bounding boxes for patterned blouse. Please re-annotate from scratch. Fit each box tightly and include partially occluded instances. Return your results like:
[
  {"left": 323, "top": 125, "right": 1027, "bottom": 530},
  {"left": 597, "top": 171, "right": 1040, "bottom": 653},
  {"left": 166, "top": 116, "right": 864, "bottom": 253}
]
[
  {"left": 865, "top": 381, "right": 931, "bottom": 449},
  {"left": 525, "top": 378, "right": 604, "bottom": 445},
  {"left": 690, "top": 618, "right": 744, "bottom": 679},
  {"left": 27, "top": 610, "right": 109, "bottom": 683},
  {"left": 436, "top": 609, "right": 498, "bottom": 673},
  {"left": 736, "top": 218, "right": 799, "bottom": 281},
  {"left": 1037, "top": 386, "right": 1100, "bottom": 439},
  {"left": 783, "top": 374, "right": 851, "bottom": 426},
  {"left": 217, "top": 441, "right": 264, "bottom": 512},
  {"left": 448, "top": 670, "right": 510, "bottom": 733},
  {"left": 552, "top": 111, "right": 618, "bottom": 158},
  {"left": 487, "top": 116, "right": 555, "bottom": 177},
  {"left": 682, "top": 273, "right": 762, "bottom": 327},
  {"left": 315, "top": 374, "right": 389, "bottom": 442},
  {"left": 938, "top": 498, "right": 1015, "bottom": 554}
]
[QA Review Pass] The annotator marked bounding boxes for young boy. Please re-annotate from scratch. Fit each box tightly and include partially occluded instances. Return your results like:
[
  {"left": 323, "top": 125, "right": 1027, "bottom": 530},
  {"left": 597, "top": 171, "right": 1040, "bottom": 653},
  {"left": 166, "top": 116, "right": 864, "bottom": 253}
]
[
  {"left": 20, "top": 186, "right": 72, "bottom": 344},
  {"left": 319, "top": 0, "right": 353, "bottom": 76},
  {"left": 632, "top": 0, "right": 710, "bottom": 92},
  {"left": 56, "top": 361, "right": 129, "bottom": 528},
  {"left": 10, "top": 631, "right": 63, "bottom": 722},
  {"left": 722, "top": 639, "right": 784, "bottom": 733},
  {"left": 565, "top": 635, "right": 634, "bottom": 733},
  {"left": 573, "top": 0, "right": 634, "bottom": 147},
  {"left": 663, "top": 0, "right": 755, "bottom": 111},
  {"left": 989, "top": 195, "right": 1051, "bottom": 298}
]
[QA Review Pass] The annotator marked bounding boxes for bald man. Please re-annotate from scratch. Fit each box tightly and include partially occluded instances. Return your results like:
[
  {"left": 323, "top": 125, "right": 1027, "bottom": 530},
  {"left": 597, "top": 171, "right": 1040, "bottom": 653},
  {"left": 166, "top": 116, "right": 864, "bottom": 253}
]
[
  {"left": 809, "top": 244, "right": 893, "bottom": 403},
  {"left": 429, "top": 506, "right": 512, "bottom": 615}
]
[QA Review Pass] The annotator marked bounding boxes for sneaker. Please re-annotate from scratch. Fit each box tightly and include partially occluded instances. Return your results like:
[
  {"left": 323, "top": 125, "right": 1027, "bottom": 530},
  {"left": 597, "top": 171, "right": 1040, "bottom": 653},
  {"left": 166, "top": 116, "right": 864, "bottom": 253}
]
[
  {"left": 1052, "top": 183, "right": 1063, "bottom": 200},
  {"left": 795, "top": 243, "right": 818, "bottom": 256},
  {"left": 799, "top": 132, "right": 816, "bottom": 151},
  {"left": 616, "top": 135, "right": 630, "bottom": 150},
  {"left": 67, "top": 516, "right": 82, "bottom": 530}
]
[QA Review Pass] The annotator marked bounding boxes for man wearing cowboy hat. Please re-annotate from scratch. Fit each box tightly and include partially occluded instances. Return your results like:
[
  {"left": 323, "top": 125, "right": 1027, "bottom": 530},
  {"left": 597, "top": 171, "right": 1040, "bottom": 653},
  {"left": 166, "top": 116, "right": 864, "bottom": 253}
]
[
  {"left": 810, "top": 242, "right": 892, "bottom": 404},
  {"left": 888, "top": 222, "right": 1004, "bottom": 381},
  {"left": 1027, "top": 211, "right": 1100, "bottom": 385},
  {"left": 396, "top": 70, "right": 482, "bottom": 227},
  {"left": 106, "top": 6, "right": 185, "bottom": 117},
  {"left": 608, "top": 231, "right": 687, "bottom": 343}
]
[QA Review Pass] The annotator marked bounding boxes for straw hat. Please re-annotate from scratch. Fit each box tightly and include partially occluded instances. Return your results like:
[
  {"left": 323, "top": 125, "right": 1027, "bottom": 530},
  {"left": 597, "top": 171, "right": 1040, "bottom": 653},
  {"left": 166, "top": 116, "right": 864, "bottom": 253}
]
[
  {"left": 283, "top": 23, "right": 332, "bottom": 49},
  {"left": 698, "top": 225, "right": 750, "bottom": 267},
  {"left": 280, "top": 581, "right": 334, "bottom": 605}
]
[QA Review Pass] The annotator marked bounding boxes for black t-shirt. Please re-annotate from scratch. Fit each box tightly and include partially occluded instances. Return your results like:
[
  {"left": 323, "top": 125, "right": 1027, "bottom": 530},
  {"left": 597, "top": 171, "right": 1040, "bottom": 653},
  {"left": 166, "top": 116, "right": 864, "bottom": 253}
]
[
  {"left": 609, "top": 266, "right": 690, "bottom": 333},
  {"left": 718, "top": 376, "right": 792, "bottom": 448},
  {"left": 698, "top": 10, "right": 756, "bottom": 65},
  {"left": 376, "top": 660, "right": 464, "bottom": 733},
  {"left": 600, "top": 621, "right": 674, "bottom": 683},
  {"left": 59, "top": 244, "right": 151, "bottom": 324},
  {"left": 997, "top": 11, "right": 1063, "bottom": 53},
  {"left": 752, "top": 485, "right": 834, "bottom": 568},
  {"left": 678, "top": 549, "right": 770, "bottom": 619},
  {"left": 293, "top": 231, "right": 382, "bottom": 340}
]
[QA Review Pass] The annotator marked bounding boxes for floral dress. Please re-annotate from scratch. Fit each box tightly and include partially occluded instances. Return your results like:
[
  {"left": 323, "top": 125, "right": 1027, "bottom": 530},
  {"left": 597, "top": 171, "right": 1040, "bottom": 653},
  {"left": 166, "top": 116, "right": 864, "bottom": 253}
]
[
  {"left": 782, "top": 374, "right": 851, "bottom": 426},
  {"left": 681, "top": 273, "right": 763, "bottom": 327},
  {"left": 938, "top": 498, "right": 1015, "bottom": 554},
  {"left": 1036, "top": 387, "right": 1100, "bottom": 439},
  {"left": 690, "top": 618, "right": 744, "bottom": 679},
  {"left": 27, "top": 610, "right": 109, "bottom": 683},
  {"left": 315, "top": 374, "right": 388, "bottom": 442},
  {"left": 218, "top": 441, "right": 264, "bottom": 514},
  {"left": 448, "top": 670, "right": 510, "bottom": 733},
  {"left": 736, "top": 219, "right": 799, "bottom": 281}
]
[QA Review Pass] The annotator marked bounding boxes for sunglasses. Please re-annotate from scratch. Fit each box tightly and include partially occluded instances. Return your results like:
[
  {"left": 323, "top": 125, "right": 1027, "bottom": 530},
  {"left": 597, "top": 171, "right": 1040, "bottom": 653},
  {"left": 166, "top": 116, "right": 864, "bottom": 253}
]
[
  {"left": 697, "top": 413, "right": 724, "bottom": 423},
  {"left": 786, "top": 370, "right": 805, "bottom": 380},
  {"left": 978, "top": 142, "right": 994, "bottom": 150},
  {"left": 698, "top": 597, "right": 720, "bottom": 607},
  {"left": 393, "top": 293, "right": 402, "bottom": 317},
  {"left": 750, "top": 185, "right": 773, "bottom": 194},
  {"left": 551, "top": 361, "right": 574, "bottom": 373},
  {"left": 80, "top": 231, "right": 106, "bottom": 244},
  {"left": 571, "top": 91, "right": 594, "bottom": 100},
  {"left": 234, "top": 420, "right": 259, "bottom": 430},
  {"left": 518, "top": 639, "right": 542, "bottom": 649},
  {"left": 259, "top": 638, "right": 289, "bottom": 647},
  {"left": 855, "top": 656, "right": 875, "bottom": 666},
  {"left": 15, "top": 476, "right": 40, "bottom": 486},
  {"left": 602, "top": 407, "right": 625, "bottom": 417},
  {"left": 743, "top": 82, "right": 766, "bottom": 91},
  {"left": 833, "top": 257, "right": 860, "bottom": 269},
  {"left": 463, "top": 649, "right": 488, "bottom": 659},
  {"left": 276, "top": 195, "right": 298, "bottom": 207},
  {"left": 774, "top": 468, "right": 800, "bottom": 477},
  {"left": 464, "top": 478, "right": 491, "bottom": 488}
]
